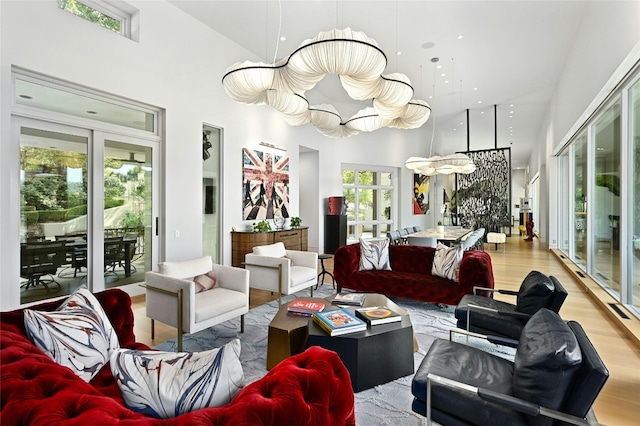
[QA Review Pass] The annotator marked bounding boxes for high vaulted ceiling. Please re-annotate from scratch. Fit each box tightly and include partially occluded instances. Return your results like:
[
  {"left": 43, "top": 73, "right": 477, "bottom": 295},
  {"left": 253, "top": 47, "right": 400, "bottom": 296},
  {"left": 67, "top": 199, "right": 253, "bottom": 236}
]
[{"left": 170, "top": 0, "right": 588, "bottom": 169}]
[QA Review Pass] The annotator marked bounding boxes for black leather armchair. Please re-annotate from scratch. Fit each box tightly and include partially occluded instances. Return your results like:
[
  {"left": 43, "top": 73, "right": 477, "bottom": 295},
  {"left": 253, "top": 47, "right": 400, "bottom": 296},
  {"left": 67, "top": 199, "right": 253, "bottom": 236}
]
[
  {"left": 455, "top": 270, "right": 567, "bottom": 340},
  {"left": 412, "top": 309, "right": 609, "bottom": 425}
]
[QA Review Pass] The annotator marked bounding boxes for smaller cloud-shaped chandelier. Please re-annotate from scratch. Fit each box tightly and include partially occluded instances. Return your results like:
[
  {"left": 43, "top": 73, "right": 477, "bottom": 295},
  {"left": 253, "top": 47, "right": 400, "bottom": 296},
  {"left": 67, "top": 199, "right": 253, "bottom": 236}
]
[
  {"left": 405, "top": 153, "right": 476, "bottom": 176},
  {"left": 222, "top": 28, "right": 431, "bottom": 138}
]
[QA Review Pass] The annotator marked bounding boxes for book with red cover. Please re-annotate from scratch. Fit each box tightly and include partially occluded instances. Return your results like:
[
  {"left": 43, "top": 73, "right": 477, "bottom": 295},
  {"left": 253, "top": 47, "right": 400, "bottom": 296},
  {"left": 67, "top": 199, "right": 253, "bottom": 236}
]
[{"left": 287, "top": 299, "right": 326, "bottom": 316}]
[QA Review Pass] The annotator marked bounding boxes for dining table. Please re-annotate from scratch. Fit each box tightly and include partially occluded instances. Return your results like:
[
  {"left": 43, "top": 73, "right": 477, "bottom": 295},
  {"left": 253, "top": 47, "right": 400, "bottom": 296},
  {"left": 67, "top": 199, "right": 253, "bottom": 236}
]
[
  {"left": 405, "top": 227, "right": 472, "bottom": 246},
  {"left": 65, "top": 236, "right": 137, "bottom": 277}
]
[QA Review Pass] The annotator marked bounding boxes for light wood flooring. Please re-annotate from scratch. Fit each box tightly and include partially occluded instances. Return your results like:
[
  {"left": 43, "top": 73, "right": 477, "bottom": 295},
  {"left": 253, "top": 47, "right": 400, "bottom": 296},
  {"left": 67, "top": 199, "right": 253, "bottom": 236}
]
[{"left": 131, "top": 235, "right": 640, "bottom": 425}]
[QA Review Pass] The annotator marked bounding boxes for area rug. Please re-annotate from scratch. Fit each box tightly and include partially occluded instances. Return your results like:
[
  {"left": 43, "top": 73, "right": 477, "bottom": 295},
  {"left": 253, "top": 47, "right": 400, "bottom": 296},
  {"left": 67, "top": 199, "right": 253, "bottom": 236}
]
[{"left": 155, "top": 286, "right": 516, "bottom": 425}]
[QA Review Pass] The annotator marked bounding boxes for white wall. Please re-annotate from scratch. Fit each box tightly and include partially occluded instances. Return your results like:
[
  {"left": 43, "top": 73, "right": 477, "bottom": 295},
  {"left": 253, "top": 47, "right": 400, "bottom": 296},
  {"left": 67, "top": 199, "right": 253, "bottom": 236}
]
[
  {"left": 0, "top": 0, "right": 428, "bottom": 309},
  {"left": 529, "top": 1, "right": 640, "bottom": 245},
  {"left": 511, "top": 169, "right": 526, "bottom": 222},
  {"left": 299, "top": 148, "right": 320, "bottom": 252}
]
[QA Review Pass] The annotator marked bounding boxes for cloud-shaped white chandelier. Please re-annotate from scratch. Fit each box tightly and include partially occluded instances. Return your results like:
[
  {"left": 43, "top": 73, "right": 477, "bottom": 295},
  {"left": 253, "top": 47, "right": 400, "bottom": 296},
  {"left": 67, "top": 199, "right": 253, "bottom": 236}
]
[
  {"left": 405, "top": 153, "right": 476, "bottom": 176},
  {"left": 222, "top": 28, "right": 431, "bottom": 138}
]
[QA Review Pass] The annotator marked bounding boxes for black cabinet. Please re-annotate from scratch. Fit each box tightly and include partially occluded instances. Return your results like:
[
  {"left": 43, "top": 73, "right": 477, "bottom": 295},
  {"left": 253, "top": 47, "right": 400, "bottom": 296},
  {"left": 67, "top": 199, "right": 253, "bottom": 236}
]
[{"left": 325, "top": 215, "right": 347, "bottom": 254}]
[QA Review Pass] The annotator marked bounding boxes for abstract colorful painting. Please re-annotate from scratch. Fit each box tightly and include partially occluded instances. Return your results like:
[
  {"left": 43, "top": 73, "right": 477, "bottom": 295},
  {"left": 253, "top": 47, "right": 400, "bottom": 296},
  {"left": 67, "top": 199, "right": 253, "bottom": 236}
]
[
  {"left": 242, "top": 148, "right": 289, "bottom": 220},
  {"left": 413, "top": 173, "right": 430, "bottom": 215}
]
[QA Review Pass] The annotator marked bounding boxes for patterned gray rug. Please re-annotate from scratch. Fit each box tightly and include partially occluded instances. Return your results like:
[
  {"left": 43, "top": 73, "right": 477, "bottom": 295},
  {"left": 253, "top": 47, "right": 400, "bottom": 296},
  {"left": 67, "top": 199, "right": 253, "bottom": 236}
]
[{"left": 155, "top": 286, "right": 516, "bottom": 425}]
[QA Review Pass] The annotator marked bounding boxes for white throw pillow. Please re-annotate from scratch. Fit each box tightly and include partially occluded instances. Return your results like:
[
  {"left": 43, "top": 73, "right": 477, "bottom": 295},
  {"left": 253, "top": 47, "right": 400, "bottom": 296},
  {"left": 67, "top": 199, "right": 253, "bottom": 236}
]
[
  {"left": 24, "top": 287, "right": 120, "bottom": 382},
  {"left": 253, "top": 242, "right": 286, "bottom": 257},
  {"left": 159, "top": 256, "right": 212, "bottom": 279},
  {"left": 431, "top": 243, "right": 463, "bottom": 282},
  {"left": 110, "top": 339, "right": 245, "bottom": 419},
  {"left": 359, "top": 238, "right": 392, "bottom": 271}
]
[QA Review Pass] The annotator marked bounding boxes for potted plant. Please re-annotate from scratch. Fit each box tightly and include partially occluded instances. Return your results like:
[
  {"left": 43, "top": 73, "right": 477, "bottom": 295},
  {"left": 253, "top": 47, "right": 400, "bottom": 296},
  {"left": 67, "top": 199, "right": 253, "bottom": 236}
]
[
  {"left": 253, "top": 220, "right": 272, "bottom": 232},
  {"left": 437, "top": 220, "right": 445, "bottom": 233},
  {"left": 290, "top": 217, "right": 302, "bottom": 228}
]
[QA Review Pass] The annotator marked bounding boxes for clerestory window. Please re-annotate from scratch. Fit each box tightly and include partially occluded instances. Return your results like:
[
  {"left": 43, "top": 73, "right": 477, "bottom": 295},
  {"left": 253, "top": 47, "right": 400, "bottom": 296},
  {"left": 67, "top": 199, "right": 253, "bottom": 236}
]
[{"left": 58, "top": 0, "right": 133, "bottom": 39}]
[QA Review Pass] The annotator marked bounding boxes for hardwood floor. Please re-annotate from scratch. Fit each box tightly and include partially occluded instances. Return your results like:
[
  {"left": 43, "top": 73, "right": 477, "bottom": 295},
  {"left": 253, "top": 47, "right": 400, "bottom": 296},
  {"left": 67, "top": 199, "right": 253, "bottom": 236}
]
[{"left": 131, "top": 235, "right": 640, "bottom": 425}]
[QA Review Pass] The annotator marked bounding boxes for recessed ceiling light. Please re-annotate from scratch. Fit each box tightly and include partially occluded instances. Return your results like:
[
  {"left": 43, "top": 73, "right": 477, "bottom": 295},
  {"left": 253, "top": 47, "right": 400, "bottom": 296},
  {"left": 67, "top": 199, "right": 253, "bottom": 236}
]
[
  {"left": 509, "top": 110, "right": 514, "bottom": 114},
  {"left": 87, "top": 110, "right": 97, "bottom": 114},
  {"left": 473, "top": 87, "right": 478, "bottom": 91},
  {"left": 440, "top": 73, "right": 446, "bottom": 77},
  {"left": 428, "top": 95, "right": 433, "bottom": 99},
  {"left": 509, "top": 104, "right": 514, "bottom": 107},
  {"left": 481, "top": 111, "right": 485, "bottom": 114},
  {"left": 459, "top": 122, "right": 463, "bottom": 125},
  {"left": 19, "top": 94, "right": 33, "bottom": 99},
  {"left": 453, "top": 128, "right": 457, "bottom": 131},
  {"left": 444, "top": 80, "right": 449, "bottom": 84},
  {"left": 509, "top": 115, "right": 513, "bottom": 118},
  {"left": 509, "top": 126, "right": 513, "bottom": 129},
  {"left": 477, "top": 101, "right": 482, "bottom": 104},
  {"left": 436, "top": 65, "right": 442, "bottom": 69},
  {"left": 397, "top": 51, "right": 402, "bottom": 55},
  {"left": 280, "top": 36, "right": 286, "bottom": 41},
  {"left": 457, "top": 35, "right": 464, "bottom": 40}
]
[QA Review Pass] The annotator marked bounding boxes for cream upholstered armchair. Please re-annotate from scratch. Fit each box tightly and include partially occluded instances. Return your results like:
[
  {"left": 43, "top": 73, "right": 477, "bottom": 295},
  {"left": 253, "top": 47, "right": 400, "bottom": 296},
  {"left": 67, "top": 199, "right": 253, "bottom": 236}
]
[
  {"left": 144, "top": 256, "right": 249, "bottom": 351},
  {"left": 244, "top": 242, "right": 317, "bottom": 305}
]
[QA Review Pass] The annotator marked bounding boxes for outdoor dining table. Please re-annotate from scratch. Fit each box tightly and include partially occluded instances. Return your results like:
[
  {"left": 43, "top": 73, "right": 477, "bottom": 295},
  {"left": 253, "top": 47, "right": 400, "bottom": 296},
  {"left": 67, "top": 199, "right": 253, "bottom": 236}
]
[
  {"left": 65, "top": 236, "right": 137, "bottom": 276},
  {"left": 406, "top": 227, "right": 472, "bottom": 246}
]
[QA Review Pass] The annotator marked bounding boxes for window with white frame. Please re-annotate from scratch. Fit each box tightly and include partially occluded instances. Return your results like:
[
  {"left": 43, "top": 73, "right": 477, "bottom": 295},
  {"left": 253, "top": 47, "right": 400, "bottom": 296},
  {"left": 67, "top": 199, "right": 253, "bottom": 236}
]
[
  {"left": 342, "top": 166, "right": 396, "bottom": 243},
  {"left": 58, "top": 0, "right": 133, "bottom": 39}
]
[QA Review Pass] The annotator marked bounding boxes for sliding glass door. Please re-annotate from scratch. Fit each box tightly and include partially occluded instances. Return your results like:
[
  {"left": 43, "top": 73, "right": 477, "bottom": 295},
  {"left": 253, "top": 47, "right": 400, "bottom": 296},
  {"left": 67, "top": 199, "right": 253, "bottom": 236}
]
[
  {"left": 592, "top": 100, "right": 621, "bottom": 295},
  {"left": 18, "top": 119, "right": 157, "bottom": 304}
]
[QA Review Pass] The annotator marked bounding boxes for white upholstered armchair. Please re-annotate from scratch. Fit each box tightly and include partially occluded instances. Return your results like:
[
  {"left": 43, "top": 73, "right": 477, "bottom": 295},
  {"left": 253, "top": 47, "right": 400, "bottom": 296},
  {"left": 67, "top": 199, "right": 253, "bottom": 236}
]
[
  {"left": 144, "top": 256, "right": 249, "bottom": 351},
  {"left": 244, "top": 242, "right": 317, "bottom": 305}
]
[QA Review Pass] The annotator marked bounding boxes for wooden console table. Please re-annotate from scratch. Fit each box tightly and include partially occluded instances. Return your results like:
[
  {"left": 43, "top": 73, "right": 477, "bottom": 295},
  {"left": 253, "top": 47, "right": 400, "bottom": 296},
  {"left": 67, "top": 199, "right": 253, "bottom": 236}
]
[{"left": 231, "top": 227, "right": 308, "bottom": 267}]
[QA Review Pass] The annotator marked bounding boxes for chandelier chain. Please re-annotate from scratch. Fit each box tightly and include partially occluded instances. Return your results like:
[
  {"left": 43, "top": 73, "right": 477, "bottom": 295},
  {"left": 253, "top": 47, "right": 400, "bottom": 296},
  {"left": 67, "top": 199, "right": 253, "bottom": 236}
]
[{"left": 273, "top": 0, "right": 282, "bottom": 63}]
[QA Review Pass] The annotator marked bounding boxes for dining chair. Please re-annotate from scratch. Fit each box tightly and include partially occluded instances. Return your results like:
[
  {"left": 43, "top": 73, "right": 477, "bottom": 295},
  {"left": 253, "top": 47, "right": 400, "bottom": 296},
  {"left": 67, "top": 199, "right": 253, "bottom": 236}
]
[
  {"left": 387, "top": 230, "right": 402, "bottom": 245},
  {"left": 406, "top": 236, "right": 437, "bottom": 247},
  {"left": 104, "top": 236, "right": 124, "bottom": 277},
  {"left": 20, "top": 240, "right": 67, "bottom": 290},
  {"left": 398, "top": 228, "right": 409, "bottom": 244},
  {"left": 55, "top": 234, "right": 87, "bottom": 277}
]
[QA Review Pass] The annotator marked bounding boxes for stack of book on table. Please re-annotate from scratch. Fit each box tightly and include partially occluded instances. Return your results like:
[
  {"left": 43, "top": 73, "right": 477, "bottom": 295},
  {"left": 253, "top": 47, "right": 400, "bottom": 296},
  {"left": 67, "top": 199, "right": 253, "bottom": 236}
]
[
  {"left": 331, "top": 292, "right": 365, "bottom": 306},
  {"left": 312, "top": 309, "right": 367, "bottom": 336},
  {"left": 287, "top": 299, "right": 325, "bottom": 317},
  {"left": 355, "top": 306, "right": 402, "bottom": 325}
]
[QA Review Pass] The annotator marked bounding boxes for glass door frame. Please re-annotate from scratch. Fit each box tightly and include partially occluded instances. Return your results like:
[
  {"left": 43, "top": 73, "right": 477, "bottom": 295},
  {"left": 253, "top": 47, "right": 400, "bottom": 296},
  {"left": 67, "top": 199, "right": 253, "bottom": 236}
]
[
  {"left": 13, "top": 117, "right": 159, "bottom": 303},
  {"left": 94, "top": 130, "right": 159, "bottom": 296}
]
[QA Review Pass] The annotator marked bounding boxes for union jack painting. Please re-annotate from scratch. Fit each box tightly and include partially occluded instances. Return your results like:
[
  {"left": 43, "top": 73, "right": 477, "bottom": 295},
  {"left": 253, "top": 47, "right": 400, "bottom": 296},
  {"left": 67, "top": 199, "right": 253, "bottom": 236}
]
[{"left": 242, "top": 148, "right": 289, "bottom": 220}]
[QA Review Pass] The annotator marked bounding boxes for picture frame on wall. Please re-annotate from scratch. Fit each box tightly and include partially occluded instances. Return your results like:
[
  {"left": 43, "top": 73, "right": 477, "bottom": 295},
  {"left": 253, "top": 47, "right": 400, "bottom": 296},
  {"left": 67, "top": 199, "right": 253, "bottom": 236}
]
[
  {"left": 413, "top": 173, "right": 430, "bottom": 215},
  {"left": 242, "top": 147, "right": 290, "bottom": 220}
]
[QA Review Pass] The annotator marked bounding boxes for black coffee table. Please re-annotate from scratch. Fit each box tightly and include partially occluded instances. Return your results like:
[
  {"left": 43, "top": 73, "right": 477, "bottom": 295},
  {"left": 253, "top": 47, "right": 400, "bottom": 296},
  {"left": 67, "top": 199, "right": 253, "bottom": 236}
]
[{"left": 304, "top": 293, "right": 414, "bottom": 392}]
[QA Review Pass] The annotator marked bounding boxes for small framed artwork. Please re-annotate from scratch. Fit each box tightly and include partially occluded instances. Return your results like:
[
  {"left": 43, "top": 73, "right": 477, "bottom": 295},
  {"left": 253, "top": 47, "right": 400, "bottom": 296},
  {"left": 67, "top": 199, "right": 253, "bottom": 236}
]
[{"left": 413, "top": 173, "right": 430, "bottom": 215}]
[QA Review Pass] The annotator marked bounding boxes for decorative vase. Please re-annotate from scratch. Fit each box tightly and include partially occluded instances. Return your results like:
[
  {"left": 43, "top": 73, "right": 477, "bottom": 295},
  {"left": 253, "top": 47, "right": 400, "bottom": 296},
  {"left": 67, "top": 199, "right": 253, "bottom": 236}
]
[
  {"left": 273, "top": 209, "right": 286, "bottom": 230},
  {"left": 437, "top": 225, "right": 445, "bottom": 233}
]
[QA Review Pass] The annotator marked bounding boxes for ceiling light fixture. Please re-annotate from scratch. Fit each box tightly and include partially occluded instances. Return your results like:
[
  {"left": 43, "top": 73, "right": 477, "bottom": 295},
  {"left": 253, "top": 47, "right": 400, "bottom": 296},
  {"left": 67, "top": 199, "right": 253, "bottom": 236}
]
[
  {"left": 404, "top": 62, "right": 475, "bottom": 176},
  {"left": 406, "top": 153, "right": 476, "bottom": 176},
  {"left": 221, "top": 28, "right": 431, "bottom": 138}
]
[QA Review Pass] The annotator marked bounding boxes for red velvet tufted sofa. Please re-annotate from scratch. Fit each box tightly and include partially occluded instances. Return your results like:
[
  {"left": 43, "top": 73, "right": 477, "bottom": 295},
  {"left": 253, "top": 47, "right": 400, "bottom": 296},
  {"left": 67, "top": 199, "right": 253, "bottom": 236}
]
[
  {"left": 0, "top": 288, "right": 356, "bottom": 425},
  {"left": 334, "top": 243, "right": 494, "bottom": 305}
]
